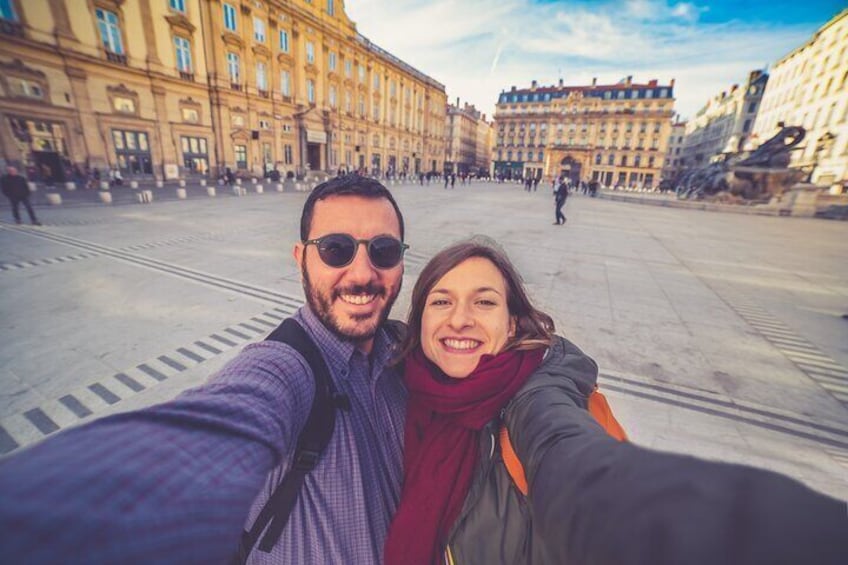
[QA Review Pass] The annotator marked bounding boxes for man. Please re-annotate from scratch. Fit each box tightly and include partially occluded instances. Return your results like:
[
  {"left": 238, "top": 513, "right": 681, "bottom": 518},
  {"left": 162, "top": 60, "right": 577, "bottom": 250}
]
[
  {"left": 1, "top": 165, "right": 40, "bottom": 225},
  {"left": 0, "top": 176, "right": 408, "bottom": 564},
  {"left": 554, "top": 178, "right": 568, "bottom": 225}
]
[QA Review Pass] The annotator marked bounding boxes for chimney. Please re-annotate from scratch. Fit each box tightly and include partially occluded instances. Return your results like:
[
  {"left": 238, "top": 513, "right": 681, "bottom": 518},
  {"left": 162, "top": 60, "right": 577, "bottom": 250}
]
[
  {"left": 670, "top": 78, "right": 675, "bottom": 88},
  {"left": 531, "top": 80, "right": 537, "bottom": 89},
  {"left": 591, "top": 77, "right": 597, "bottom": 86},
  {"left": 511, "top": 85, "right": 516, "bottom": 92},
  {"left": 559, "top": 78, "right": 564, "bottom": 87},
  {"left": 625, "top": 75, "right": 632, "bottom": 86},
  {"left": 456, "top": 97, "right": 460, "bottom": 107}
]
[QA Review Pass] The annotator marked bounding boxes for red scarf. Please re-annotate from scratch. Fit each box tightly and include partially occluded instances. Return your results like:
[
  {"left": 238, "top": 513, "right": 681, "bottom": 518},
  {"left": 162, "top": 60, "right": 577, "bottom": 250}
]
[{"left": 384, "top": 347, "right": 544, "bottom": 565}]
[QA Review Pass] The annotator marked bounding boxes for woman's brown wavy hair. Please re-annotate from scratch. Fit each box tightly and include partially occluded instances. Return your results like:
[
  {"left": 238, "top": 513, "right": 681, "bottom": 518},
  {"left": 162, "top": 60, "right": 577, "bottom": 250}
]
[{"left": 396, "top": 237, "right": 555, "bottom": 361}]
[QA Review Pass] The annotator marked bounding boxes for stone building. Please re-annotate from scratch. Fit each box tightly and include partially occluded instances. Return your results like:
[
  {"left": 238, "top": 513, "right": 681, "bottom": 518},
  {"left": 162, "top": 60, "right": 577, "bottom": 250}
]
[
  {"left": 492, "top": 77, "right": 675, "bottom": 189},
  {"left": 445, "top": 99, "right": 490, "bottom": 176},
  {"left": 752, "top": 9, "right": 848, "bottom": 187},
  {"left": 474, "top": 114, "right": 493, "bottom": 177},
  {"left": 661, "top": 117, "right": 687, "bottom": 184},
  {"left": 678, "top": 70, "right": 768, "bottom": 169},
  {"left": 0, "top": 0, "right": 447, "bottom": 182}
]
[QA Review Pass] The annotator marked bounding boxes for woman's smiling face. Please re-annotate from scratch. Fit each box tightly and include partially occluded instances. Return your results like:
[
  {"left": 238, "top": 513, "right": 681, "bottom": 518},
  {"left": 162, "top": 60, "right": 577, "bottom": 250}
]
[{"left": 420, "top": 257, "right": 515, "bottom": 379}]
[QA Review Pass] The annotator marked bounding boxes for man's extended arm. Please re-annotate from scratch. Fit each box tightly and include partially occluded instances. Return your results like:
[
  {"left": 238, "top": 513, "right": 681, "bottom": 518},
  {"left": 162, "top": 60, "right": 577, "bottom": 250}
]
[{"left": 0, "top": 343, "right": 312, "bottom": 565}]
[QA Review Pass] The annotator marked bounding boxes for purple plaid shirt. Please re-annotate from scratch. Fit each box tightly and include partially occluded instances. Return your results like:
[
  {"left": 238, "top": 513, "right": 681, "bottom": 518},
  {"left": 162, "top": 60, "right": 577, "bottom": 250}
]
[{"left": 0, "top": 307, "right": 407, "bottom": 564}]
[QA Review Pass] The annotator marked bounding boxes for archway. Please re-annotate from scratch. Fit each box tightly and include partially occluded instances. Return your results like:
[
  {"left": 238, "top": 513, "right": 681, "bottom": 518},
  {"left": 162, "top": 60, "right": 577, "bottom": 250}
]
[{"left": 559, "top": 156, "right": 582, "bottom": 185}]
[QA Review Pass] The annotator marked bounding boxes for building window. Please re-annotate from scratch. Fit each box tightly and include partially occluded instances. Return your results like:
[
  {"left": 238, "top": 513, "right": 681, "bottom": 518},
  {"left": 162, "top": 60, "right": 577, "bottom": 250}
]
[
  {"left": 284, "top": 144, "right": 293, "bottom": 164},
  {"left": 280, "top": 70, "right": 291, "bottom": 96},
  {"left": 306, "top": 79, "right": 315, "bottom": 103},
  {"left": 390, "top": 80, "right": 396, "bottom": 97},
  {"left": 181, "top": 136, "right": 209, "bottom": 174},
  {"left": 538, "top": 151, "right": 544, "bottom": 162},
  {"left": 634, "top": 154, "right": 641, "bottom": 167},
  {"left": 648, "top": 156, "right": 655, "bottom": 168},
  {"left": 256, "top": 62, "right": 267, "bottom": 91},
  {"left": 169, "top": 0, "right": 186, "bottom": 12},
  {"left": 231, "top": 113, "right": 244, "bottom": 127},
  {"left": 608, "top": 154, "right": 615, "bottom": 165},
  {"left": 329, "top": 85, "right": 337, "bottom": 107},
  {"left": 174, "top": 36, "right": 192, "bottom": 73},
  {"left": 595, "top": 153, "right": 602, "bottom": 165},
  {"left": 227, "top": 52, "right": 240, "bottom": 83},
  {"left": 345, "top": 89, "right": 351, "bottom": 113},
  {"left": 329, "top": 51, "right": 337, "bottom": 71},
  {"left": 527, "top": 151, "right": 534, "bottom": 161},
  {"left": 621, "top": 155, "right": 628, "bottom": 166},
  {"left": 743, "top": 119, "right": 751, "bottom": 133},
  {"left": 748, "top": 102, "right": 757, "bottom": 113},
  {"left": 223, "top": 3, "right": 237, "bottom": 32},
  {"left": 235, "top": 144, "right": 247, "bottom": 169},
  {"left": 373, "top": 100, "right": 380, "bottom": 120},
  {"left": 181, "top": 107, "right": 199, "bottom": 122},
  {"left": 96, "top": 8, "right": 124, "bottom": 54},
  {"left": 279, "top": 29, "right": 289, "bottom": 52},
  {"left": 327, "top": 0, "right": 335, "bottom": 16},
  {"left": 358, "top": 64, "right": 366, "bottom": 83},
  {"left": 373, "top": 73, "right": 380, "bottom": 90},
  {"left": 112, "top": 129, "right": 153, "bottom": 174},
  {"left": 0, "top": 0, "right": 18, "bottom": 20},
  {"left": 253, "top": 17, "right": 265, "bottom": 43},
  {"left": 306, "top": 42, "right": 315, "bottom": 64},
  {"left": 344, "top": 59, "right": 352, "bottom": 78}
]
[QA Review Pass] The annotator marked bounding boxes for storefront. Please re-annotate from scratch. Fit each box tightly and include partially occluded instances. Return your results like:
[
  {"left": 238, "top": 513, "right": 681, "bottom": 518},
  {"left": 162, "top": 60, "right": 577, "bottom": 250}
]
[{"left": 112, "top": 129, "right": 153, "bottom": 175}]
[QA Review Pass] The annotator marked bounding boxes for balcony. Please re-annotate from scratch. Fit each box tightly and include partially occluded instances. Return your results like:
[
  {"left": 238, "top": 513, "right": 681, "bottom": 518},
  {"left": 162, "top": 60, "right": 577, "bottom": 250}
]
[
  {"left": 0, "top": 18, "right": 23, "bottom": 37},
  {"left": 106, "top": 51, "right": 128, "bottom": 65},
  {"left": 231, "top": 82, "right": 242, "bottom": 91},
  {"left": 179, "top": 70, "right": 195, "bottom": 82},
  {"left": 258, "top": 89, "right": 270, "bottom": 99}
]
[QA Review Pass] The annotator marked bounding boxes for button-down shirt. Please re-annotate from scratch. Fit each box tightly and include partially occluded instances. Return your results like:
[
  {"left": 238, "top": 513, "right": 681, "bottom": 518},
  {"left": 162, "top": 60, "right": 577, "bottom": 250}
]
[{"left": 0, "top": 307, "right": 407, "bottom": 565}]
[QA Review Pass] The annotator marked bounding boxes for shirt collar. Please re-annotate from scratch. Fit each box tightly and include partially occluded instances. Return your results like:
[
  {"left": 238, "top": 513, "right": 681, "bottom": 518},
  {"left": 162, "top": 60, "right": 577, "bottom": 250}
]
[{"left": 296, "top": 305, "right": 399, "bottom": 382}]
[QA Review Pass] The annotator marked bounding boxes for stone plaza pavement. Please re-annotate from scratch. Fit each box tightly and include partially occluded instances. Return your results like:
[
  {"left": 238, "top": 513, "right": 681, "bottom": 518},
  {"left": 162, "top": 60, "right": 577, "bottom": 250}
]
[{"left": 1, "top": 179, "right": 847, "bottom": 500}]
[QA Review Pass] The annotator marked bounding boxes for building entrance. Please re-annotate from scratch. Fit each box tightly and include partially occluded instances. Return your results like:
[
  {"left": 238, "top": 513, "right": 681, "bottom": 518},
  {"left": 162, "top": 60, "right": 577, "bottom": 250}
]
[
  {"left": 559, "top": 156, "right": 582, "bottom": 185},
  {"left": 306, "top": 143, "right": 321, "bottom": 171}
]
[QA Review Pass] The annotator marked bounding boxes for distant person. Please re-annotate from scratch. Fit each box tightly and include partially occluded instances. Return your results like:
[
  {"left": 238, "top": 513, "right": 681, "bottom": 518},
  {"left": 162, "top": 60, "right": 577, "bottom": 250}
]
[
  {"left": 533, "top": 176, "right": 540, "bottom": 191},
  {"left": 451, "top": 173, "right": 456, "bottom": 189},
  {"left": 554, "top": 179, "right": 568, "bottom": 225},
  {"left": 1, "top": 166, "right": 40, "bottom": 225}
]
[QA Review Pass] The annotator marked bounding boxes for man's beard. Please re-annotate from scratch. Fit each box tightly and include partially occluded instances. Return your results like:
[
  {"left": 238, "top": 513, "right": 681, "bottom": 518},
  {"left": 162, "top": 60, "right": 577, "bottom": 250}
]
[{"left": 301, "top": 258, "right": 401, "bottom": 344}]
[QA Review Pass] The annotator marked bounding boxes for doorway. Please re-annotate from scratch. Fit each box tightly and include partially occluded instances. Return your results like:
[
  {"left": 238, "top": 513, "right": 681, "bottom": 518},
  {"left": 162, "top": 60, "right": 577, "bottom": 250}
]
[{"left": 306, "top": 143, "right": 321, "bottom": 171}]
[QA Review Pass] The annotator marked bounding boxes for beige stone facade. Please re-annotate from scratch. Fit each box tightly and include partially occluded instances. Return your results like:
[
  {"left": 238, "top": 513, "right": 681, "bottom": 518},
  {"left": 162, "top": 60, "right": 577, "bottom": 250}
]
[
  {"left": 492, "top": 77, "right": 675, "bottom": 188},
  {"left": 678, "top": 70, "right": 768, "bottom": 170},
  {"left": 662, "top": 119, "right": 687, "bottom": 184},
  {"left": 445, "top": 100, "right": 491, "bottom": 175},
  {"left": 0, "top": 0, "right": 446, "bottom": 183},
  {"left": 752, "top": 9, "right": 848, "bottom": 187}
]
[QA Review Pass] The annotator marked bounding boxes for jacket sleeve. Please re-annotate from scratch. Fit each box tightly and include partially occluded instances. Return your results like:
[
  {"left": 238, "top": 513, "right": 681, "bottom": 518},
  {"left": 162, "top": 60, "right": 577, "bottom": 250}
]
[
  {"left": 506, "top": 357, "right": 848, "bottom": 565},
  {"left": 0, "top": 342, "right": 313, "bottom": 565}
]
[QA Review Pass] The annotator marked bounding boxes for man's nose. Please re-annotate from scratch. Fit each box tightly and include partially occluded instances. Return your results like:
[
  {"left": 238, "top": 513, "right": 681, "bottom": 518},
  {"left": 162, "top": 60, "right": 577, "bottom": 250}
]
[{"left": 345, "top": 242, "right": 376, "bottom": 281}]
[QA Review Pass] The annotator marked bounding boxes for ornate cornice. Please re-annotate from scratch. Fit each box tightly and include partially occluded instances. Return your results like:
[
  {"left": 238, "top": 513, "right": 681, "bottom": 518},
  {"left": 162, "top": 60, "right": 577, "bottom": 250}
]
[
  {"left": 165, "top": 13, "right": 196, "bottom": 35},
  {"left": 0, "top": 58, "right": 46, "bottom": 79},
  {"left": 252, "top": 44, "right": 271, "bottom": 58},
  {"left": 222, "top": 32, "right": 244, "bottom": 49}
]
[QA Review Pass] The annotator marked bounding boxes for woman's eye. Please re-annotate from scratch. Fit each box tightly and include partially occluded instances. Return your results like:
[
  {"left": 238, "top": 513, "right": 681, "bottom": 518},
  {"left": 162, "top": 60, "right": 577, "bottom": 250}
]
[
  {"left": 429, "top": 299, "right": 449, "bottom": 307},
  {"left": 477, "top": 299, "right": 498, "bottom": 307}
]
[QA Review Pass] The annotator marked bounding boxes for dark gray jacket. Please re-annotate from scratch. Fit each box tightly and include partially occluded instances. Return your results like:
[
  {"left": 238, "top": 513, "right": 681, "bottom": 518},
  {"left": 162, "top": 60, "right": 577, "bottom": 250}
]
[{"left": 444, "top": 336, "right": 848, "bottom": 565}]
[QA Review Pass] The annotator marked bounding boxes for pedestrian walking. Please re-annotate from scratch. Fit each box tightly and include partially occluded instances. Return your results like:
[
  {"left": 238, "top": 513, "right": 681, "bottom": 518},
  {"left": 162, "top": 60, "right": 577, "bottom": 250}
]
[
  {"left": 1, "top": 166, "right": 40, "bottom": 225},
  {"left": 451, "top": 173, "right": 456, "bottom": 189},
  {"left": 554, "top": 179, "right": 568, "bottom": 225},
  {"left": 444, "top": 173, "right": 449, "bottom": 189},
  {"left": 533, "top": 176, "right": 540, "bottom": 191}
]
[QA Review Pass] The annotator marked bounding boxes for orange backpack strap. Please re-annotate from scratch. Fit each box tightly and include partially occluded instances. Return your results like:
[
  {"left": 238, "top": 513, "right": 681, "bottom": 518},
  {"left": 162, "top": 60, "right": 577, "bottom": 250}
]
[{"left": 500, "top": 387, "right": 626, "bottom": 496}]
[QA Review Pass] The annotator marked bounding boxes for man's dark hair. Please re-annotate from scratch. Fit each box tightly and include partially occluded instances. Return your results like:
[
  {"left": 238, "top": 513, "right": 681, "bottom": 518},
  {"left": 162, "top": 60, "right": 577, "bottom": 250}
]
[{"left": 299, "top": 176, "right": 405, "bottom": 241}]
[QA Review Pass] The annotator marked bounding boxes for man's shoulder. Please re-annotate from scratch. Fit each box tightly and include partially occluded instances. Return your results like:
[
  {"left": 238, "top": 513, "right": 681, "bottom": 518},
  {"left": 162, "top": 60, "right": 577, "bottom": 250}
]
[{"left": 381, "top": 319, "right": 407, "bottom": 345}]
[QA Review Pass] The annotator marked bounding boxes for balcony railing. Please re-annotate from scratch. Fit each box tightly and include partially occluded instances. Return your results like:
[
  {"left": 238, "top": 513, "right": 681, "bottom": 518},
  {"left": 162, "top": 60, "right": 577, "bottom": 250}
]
[
  {"left": 106, "top": 51, "right": 128, "bottom": 65},
  {"left": 0, "top": 18, "right": 24, "bottom": 37},
  {"left": 179, "top": 70, "right": 195, "bottom": 82},
  {"left": 231, "top": 82, "right": 242, "bottom": 91},
  {"left": 258, "top": 89, "right": 269, "bottom": 98}
]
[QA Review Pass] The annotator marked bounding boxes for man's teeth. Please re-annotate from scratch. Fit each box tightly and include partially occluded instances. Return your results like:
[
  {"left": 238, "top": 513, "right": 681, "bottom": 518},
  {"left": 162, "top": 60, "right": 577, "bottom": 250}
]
[
  {"left": 442, "top": 338, "right": 481, "bottom": 350},
  {"left": 340, "top": 294, "right": 376, "bottom": 305}
]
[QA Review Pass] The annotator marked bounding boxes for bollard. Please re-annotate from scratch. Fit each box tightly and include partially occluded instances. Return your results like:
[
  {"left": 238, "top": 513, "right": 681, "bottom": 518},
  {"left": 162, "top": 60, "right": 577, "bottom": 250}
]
[
  {"left": 130, "top": 180, "right": 139, "bottom": 189},
  {"left": 256, "top": 184, "right": 264, "bottom": 194},
  {"left": 99, "top": 191, "right": 113, "bottom": 204},
  {"left": 207, "top": 186, "right": 216, "bottom": 197},
  {"left": 295, "top": 182, "right": 302, "bottom": 191},
  {"left": 65, "top": 181, "right": 76, "bottom": 191},
  {"left": 200, "top": 179, "right": 207, "bottom": 187},
  {"left": 156, "top": 180, "right": 164, "bottom": 188},
  {"left": 28, "top": 182, "right": 37, "bottom": 192},
  {"left": 176, "top": 188, "right": 187, "bottom": 199},
  {"left": 233, "top": 186, "right": 242, "bottom": 196},
  {"left": 100, "top": 181, "right": 110, "bottom": 190},
  {"left": 276, "top": 183, "right": 284, "bottom": 192},
  {"left": 178, "top": 179, "right": 186, "bottom": 187},
  {"left": 46, "top": 193, "right": 63, "bottom": 205},
  {"left": 251, "top": 178, "right": 257, "bottom": 184},
  {"left": 236, "top": 178, "right": 242, "bottom": 186}
]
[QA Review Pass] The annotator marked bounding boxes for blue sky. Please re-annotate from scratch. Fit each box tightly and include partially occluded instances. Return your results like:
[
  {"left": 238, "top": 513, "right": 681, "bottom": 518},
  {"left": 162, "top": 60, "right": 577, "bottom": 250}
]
[{"left": 345, "top": 0, "right": 844, "bottom": 120}]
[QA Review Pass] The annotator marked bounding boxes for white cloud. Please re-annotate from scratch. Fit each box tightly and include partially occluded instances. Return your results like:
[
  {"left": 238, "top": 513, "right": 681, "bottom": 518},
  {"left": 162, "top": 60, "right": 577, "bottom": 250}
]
[{"left": 345, "top": 0, "right": 821, "bottom": 119}]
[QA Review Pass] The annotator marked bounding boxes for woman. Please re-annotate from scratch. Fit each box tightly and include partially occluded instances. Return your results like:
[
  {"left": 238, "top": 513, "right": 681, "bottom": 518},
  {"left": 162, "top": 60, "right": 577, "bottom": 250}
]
[{"left": 384, "top": 238, "right": 846, "bottom": 565}]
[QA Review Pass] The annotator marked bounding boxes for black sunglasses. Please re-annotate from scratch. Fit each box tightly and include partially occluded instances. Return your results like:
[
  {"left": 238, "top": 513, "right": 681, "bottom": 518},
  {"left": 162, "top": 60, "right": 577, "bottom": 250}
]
[{"left": 303, "top": 233, "right": 409, "bottom": 269}]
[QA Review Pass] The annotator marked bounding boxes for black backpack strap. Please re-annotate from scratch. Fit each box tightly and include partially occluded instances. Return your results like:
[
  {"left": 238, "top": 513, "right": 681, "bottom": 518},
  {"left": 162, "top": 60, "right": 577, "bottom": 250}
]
[{"left": 233, "top": 318, "right": 341, "bottom": 564}]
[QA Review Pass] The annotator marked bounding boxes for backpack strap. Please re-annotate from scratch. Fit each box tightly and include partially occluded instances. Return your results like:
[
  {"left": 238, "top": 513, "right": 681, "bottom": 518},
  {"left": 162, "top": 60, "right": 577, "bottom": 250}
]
[
  {"left": 233, "top": 318, "right": 343, "bottom": 563},
  {"left": 499, "top": 386, "right": 627, "bottom": 497}
]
